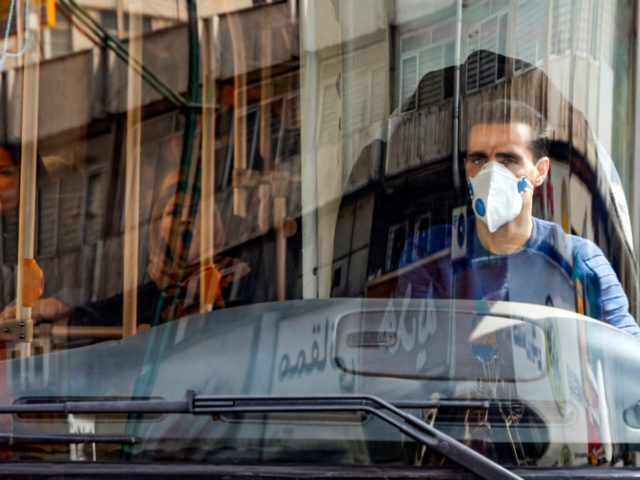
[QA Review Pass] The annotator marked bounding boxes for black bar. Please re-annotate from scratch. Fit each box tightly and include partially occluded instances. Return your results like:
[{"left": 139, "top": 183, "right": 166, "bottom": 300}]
[
  {"left": 0, "top": 463, "right": 632, "bottom": 479},
  {"left": 0, "top": 400, "right": 188, "bottom": 415},
  {"left": 0, "top": 433, "right": 136, "bottom": 444}
]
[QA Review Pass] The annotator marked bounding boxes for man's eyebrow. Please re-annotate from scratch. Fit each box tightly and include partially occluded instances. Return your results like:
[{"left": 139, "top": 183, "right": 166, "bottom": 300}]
[
  {"left": 466, "top": 151, "right": 488, "bottom": 158},
  {"left": 494, "top": 151, "right": 523, "bottom": 160}
]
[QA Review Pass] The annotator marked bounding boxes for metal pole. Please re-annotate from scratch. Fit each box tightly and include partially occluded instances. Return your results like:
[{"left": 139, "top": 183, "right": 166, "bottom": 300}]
[
  {"left": 452, "top": 0, "right": 463, "bottom": 194},
  {"left": 633, "top": 1, "right": 640, "bottom": 254},
  {"left": 15, "top": 9, "right": 41, "bottom": 357},
  {"left": 258, "top": 27, "right": 273, "bottom": 233},
  {"left": 116, "top": 0, "right": 126, "bottom": 38},
  {"left": 274, "top": 197, "right": 286, "bottom": 301},
  {"left": 15, "top": 0, "right": 23, "bottom": 66},
  {"left": 122, "top": 5, "right": 143, "bottom": 338},
  {"left": 299, "top": 0, "right": 318, "bottom": 298},
  {"left": 225, "top": 5, "right": 248, "bottom": 217},
  {"left": 200, "top": 16, "right": 216, "bottom": 313}
]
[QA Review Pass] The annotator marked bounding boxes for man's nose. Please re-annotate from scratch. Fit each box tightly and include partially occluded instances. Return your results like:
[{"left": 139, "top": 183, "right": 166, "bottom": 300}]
[{"left": 485, "top": 152, "right": 502, "bottom": 163}]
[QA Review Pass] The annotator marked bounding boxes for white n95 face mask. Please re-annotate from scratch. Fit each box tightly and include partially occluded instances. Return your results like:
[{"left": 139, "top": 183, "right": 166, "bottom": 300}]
[{"left": 467, "top": 161, "right": 533, "bottom": 233}]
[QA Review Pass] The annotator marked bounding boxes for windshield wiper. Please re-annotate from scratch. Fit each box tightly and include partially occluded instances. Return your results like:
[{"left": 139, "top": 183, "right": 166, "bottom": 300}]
[
  {"left": 191, "top": 394, "right": 521, "bottom": 480},
  {"left": 4, "top": 392, "right": 521, "bottom": 480}
]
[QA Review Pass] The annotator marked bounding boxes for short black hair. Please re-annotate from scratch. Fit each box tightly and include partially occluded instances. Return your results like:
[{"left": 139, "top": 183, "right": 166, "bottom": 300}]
[{"left": 465, "top": 99, "right": 551, "bottom": 160}]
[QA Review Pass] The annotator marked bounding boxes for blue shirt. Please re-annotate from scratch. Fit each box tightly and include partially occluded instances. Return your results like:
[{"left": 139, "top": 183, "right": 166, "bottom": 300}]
[{"left": 398, "top": 217, "right": 640, "bottom": 338}]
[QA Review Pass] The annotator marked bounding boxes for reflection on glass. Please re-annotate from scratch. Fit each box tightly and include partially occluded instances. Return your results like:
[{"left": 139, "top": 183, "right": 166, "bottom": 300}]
[{"left": 0, "top": 0, "right": 636, "bottom": 472}]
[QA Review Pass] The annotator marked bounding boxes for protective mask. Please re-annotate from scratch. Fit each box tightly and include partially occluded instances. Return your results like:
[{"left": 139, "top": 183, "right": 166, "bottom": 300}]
[{"left": 467, "top": 162, "right": 533, "bottom": 233}]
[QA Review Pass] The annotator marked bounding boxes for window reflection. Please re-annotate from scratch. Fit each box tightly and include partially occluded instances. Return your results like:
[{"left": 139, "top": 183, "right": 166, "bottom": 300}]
[
  {"left": 0, "top": 0, "right": 633, "bottom": 349},
  {"left": 0, "top": 0, "right": 636, "bottom": 470}
]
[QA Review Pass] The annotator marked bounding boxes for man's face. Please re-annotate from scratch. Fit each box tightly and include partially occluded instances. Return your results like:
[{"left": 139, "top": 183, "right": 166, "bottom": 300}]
[
  {"left": 465, "top": 122, "right": 542, "bottom": 185},
  {"left": 155, "top": 190, "right": 202, "bottom": 267}
]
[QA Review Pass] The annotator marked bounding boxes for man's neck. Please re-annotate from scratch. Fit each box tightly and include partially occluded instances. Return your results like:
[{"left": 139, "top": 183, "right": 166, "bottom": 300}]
[{"left": 475, "top": 212, "right": 534, "bottom": 254}]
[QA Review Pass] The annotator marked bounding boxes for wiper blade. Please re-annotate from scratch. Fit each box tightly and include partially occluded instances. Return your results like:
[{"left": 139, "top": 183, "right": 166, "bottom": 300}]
[{"left": 7, "top": 392, "right": 519, "bottom": 480}]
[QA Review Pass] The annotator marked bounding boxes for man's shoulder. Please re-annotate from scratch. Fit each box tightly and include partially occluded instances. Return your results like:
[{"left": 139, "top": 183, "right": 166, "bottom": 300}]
[
  {"left": 532, "top": 218, "right": 570, "bottom": 242},
  {"left": 531, "top": 218, "right": 605, "bottom": 270}
]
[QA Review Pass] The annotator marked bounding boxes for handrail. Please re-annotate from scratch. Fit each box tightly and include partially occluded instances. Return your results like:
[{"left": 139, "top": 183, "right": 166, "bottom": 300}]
[{"left": 58, "top": 0, "right": 201, "bottom": 112}]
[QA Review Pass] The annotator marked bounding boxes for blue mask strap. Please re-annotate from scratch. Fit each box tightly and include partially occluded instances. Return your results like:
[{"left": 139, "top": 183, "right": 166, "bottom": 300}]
[{"left": 517, "top": 176, "right": 533, "bottom": 194}]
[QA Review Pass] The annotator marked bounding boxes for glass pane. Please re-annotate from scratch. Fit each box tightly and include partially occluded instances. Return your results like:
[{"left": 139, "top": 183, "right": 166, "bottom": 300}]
[{"left": 0, "top": 0, "right": 636, "bottom": 474}]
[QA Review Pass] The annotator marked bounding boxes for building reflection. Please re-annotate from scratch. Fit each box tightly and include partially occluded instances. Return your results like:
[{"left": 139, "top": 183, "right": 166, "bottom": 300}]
[{"left": 0, "top": 0, "right": 635, "bottom": 348}]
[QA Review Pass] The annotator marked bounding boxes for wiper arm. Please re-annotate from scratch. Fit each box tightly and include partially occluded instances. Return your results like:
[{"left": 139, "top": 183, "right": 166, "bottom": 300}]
[
  {"left": 7, "top": 392, "right": 519, "bottom": 480},
  {"left": 2, "top": 397, "right": 489, "bottom": 414},
  {"left": 191, "top": 394, "right": 521, "bottom": 480}
]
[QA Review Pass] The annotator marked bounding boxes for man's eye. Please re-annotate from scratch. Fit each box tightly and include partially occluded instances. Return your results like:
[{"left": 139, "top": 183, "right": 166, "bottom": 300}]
[
  {"left": 469, "top": 157, "right": 485, "bottom": 165},
  {"left": 501, "top": 157, "right": 517, "bottom": 165},
  {"left": 165, "top": 206, "right": 180, "bottom": 218}
]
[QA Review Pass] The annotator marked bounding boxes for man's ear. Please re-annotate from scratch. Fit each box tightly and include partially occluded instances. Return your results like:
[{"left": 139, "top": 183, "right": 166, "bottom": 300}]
[{"left": 534, "top": 156, "right": 550, "bottom": 186}]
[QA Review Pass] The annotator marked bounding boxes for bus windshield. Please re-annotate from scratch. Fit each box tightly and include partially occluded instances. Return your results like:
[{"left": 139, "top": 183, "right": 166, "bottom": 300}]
[{"left": 0, "top": 0, "right": 639, "bottom": 476}]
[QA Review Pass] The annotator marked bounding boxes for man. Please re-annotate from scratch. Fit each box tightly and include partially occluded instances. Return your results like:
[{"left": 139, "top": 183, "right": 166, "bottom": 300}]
[{"left": 398, "top": 99, "right": 640, "bottom": 338}]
